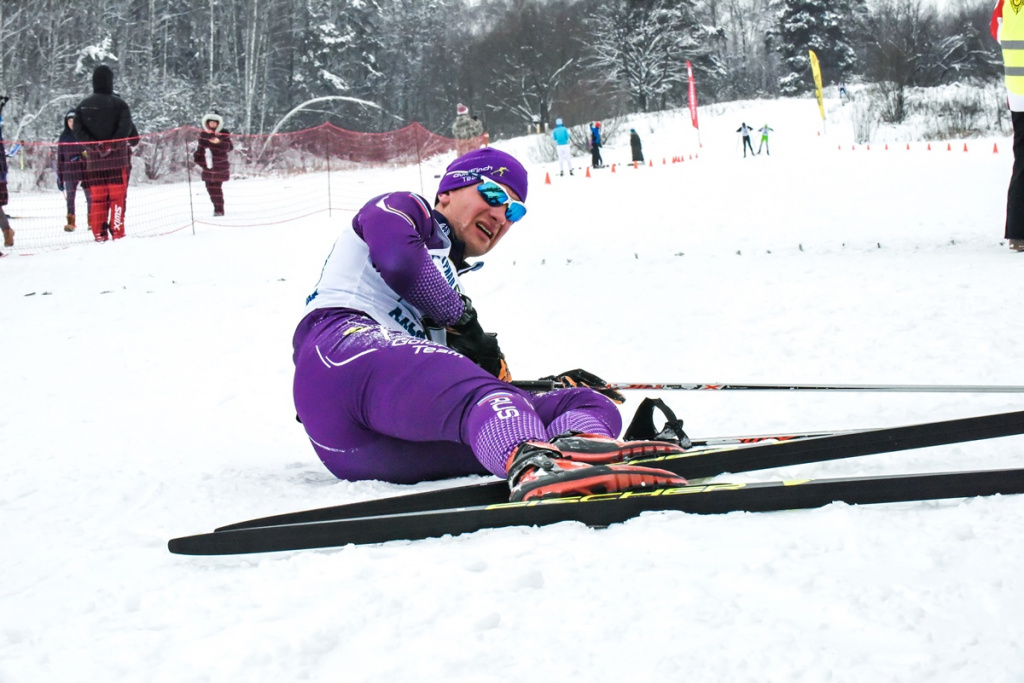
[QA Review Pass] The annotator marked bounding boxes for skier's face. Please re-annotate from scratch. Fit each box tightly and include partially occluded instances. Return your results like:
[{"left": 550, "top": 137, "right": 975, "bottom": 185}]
[{"left": 436, "top": 180, "right": 521, "bottom": 257}]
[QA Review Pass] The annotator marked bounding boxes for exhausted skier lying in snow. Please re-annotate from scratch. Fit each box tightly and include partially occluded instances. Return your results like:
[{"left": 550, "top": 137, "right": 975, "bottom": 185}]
[{"left": 292, "top": 147, "right": 687, "bottom": 501}]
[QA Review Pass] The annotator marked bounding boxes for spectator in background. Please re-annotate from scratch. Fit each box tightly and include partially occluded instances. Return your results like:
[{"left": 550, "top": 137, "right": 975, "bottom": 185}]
[
  {"left": 74, "top": 64, "right": 134, "bottom": 242},
  {"left": 452, "top": 103, "right": 484, "bottom": 156},
  {"left": 589, "top": 121, "right": 603, "bottom": 169},
  {"left": 993, "top": 0, "right": 1024, "bottom": 251},
  {"left": 0, "top": 95, "right": 13, "bottom": 250},
  {"left": 56, "top": 110, "right": 90, "bottom": 232},
  {"left": 193, "top": 113, "right": 233, "bottom": 216},
  {"left": 630, "top": 128, "right": 644, "bottom": 164},
  {"left": 552, "top": 118, "right": 573, "bottom": 176}
]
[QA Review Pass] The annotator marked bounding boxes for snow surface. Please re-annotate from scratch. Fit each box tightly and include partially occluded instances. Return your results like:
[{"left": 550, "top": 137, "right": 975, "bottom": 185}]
[{"left": 4, "top": 97, "right": 1024, "bottom": 682}]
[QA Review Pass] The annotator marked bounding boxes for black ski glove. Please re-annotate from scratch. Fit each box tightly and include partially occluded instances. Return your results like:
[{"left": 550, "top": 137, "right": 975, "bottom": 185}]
[
  {"left": 540, "top": 368, "right": 625, "bottom": 404},
  {"left": 446, "top": 295, "right": 511, "bottom": 381}
]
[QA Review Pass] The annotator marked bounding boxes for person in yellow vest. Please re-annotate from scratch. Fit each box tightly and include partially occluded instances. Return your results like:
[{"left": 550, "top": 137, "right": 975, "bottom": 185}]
[{"left": 993, "top": 0, "right": 1024, "bottom": 250}]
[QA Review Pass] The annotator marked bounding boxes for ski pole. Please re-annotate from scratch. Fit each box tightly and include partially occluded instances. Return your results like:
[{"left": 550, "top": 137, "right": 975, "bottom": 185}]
[{"left": 512, "top": 381, "right": 1024, "bottom": 394}]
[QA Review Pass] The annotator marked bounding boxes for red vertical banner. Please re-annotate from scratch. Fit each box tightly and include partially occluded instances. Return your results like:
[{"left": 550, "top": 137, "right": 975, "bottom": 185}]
[{"left": 686, "top": 60, "right": 699, "bottom": 130}]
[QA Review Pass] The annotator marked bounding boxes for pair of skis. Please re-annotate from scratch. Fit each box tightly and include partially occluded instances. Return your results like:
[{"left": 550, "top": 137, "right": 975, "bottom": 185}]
[{"left": 168, "top": 408, "right": 1024, "bottom": 555}]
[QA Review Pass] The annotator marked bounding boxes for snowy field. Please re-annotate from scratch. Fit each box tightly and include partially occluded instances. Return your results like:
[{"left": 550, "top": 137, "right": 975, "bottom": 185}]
[{"left": 4, "top": 97, "right": 1024, "bottom": 682}]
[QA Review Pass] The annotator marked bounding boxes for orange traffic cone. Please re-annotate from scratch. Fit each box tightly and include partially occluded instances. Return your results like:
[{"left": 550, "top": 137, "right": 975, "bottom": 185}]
[
  {"left": 963, "top": 143, "right": 968, "bottom": 152},
  {"left": 649, "top": 159, "right": 653, "bottom": 167},
  {"left": 994, "top": 142, "right": 1000, "bottom": 153},
  {"left": 885, "top": 143, "right": 889, "bottom": 150},
  {"left": 544, "top": 172, "right": 551, "bottom": 185},
  {"left": 906, "top": 143, "right": 911, "bottom": 151},
  {"left": 946, "top": 142, "right": 952, "bottom": 151},
  {"left": 633, "top": 161, "right": 638, "bottom": 169},
  {"left": 927, "top": 143, "right": 932, "bottom": 151},
  {"left": 611, "top": 164, "right": 616, "bottom": 172},
  {"left": 585, "top": 167, "right": 591, "bottom": 178},
  {"left": 662, "top": 158, "right": 666, "bottom": 165}
]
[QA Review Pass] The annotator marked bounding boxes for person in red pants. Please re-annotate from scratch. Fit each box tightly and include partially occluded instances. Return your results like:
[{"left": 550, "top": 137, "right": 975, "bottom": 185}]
[{"left": 73, "top": 65, "right": 134, "bottom": 241}]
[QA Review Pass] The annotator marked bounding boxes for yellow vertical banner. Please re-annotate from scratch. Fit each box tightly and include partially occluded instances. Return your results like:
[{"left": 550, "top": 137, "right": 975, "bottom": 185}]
[{"left": 809, "top": 49, "right": 825, "bottom": 122}]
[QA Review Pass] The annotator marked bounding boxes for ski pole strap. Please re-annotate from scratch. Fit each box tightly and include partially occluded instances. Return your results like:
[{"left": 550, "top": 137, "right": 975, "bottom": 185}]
[
  {"left": 622, "top": 397, "right": 692, "bottom": 448},
  {"left": 511, "top": 381, "right": 1024, "bottom": 393}
]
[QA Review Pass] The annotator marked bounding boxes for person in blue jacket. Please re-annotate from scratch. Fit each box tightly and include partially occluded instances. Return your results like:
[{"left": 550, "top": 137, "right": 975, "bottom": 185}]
[
  {"left": 589, "top": 121, "right": 603, "bottom": 168},
  {"left": 552, "top": 118, "right": 573, "bottom": 176}
]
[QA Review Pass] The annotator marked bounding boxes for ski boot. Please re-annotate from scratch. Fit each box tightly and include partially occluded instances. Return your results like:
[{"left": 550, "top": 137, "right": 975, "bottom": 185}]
[
  {"left": 506, "top": 440, "right": 688, "bottom": 502},
  {"left": 548, "top": 431, "right": 688, "bottom": 464},
  {"left": 64, "top": 214, "right": 76, "bottom": 232}
]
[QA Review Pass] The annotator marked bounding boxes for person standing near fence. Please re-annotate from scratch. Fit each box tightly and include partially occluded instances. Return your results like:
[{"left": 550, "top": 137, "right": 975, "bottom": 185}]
[
  {"left": 73, "top": 65, "right": 134, "bottom": 242},
  {"left": 0, "top": 95, "right": 14, "bottom": 250},
  {"left": 452, "top": 103, "right": 484, "bottom": 156},
  {"left": 993, "top": 0, "right": 1024, "bottom": 251},
  {"left": 56, "top": 110, "right": 90, "bottom": 232},
  {"left": 193, "top": 113, "right": 232, "bottom": 217}
]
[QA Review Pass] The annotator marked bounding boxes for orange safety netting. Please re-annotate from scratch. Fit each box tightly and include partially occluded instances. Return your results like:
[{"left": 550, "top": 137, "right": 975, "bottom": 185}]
[{"left": 0, "top": 122, "right": 486, "bottom": 252}]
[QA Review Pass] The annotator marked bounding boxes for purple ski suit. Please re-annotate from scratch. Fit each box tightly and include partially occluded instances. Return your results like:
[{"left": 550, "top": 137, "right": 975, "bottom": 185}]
[{"left": 292, "top": 191, "right": 620, "bottom": 483}]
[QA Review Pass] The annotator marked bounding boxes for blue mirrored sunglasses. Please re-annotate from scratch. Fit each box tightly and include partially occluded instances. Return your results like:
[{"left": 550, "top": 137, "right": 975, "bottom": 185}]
[{"left": 476, "top": 177, "right": 527, "bottom": 223}]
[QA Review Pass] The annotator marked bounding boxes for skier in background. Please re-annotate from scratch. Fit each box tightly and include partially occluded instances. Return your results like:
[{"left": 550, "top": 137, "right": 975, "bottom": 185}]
[
  {"left": 292, "top": 146, "right": 687, "bottom": 501},
  {"left": 757, "top": 124, "right": 774, "bottom": 155},
  {"left": 737, "top": 122, "right": 755, "bottom": 158},
  {"left": 193, "top": 112, "right": 233, "bottom": 217},
  {"left": 552, "top": 118, "right": 573, "bottom": 176}
]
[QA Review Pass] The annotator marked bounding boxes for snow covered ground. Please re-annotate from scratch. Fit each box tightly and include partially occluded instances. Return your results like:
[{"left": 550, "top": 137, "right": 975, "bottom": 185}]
[{"left": 4, "top": 96, "right": 1024, "bottom": 682}]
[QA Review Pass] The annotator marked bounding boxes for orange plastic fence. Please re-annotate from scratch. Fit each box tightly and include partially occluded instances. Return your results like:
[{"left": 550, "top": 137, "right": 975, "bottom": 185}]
[{"left": 1, "top": 122, "right": 485, "bottom": 252}]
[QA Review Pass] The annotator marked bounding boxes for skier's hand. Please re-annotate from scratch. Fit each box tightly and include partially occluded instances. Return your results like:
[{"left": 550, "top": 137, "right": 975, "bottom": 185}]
[
  {"left": 541, "top": 368, "right": 625, "bottom": 404},
  {"left": 56, "top": 176, "right": 64, "bottom": 192},
  {"left": 447, "top": 295, "right": 511, "bottom": 381}
]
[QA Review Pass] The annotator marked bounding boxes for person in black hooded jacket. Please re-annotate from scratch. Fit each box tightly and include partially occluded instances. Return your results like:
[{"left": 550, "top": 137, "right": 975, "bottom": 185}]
[
  {"left": 56, "top": 110, "right": 90, "bottom": 232},
  {"left": 0, "top": 94, "right": 13, "bottom": 250},
  {"left": 73, "top": 65, "right": 134, "bottom": 241}
]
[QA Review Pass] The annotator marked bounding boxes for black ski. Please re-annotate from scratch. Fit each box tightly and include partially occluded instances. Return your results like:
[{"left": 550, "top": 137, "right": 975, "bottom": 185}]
[
  {"left": 168, "top": 467, "right": 1024, "bottom": 555},
  {"left": 211, "top": 409, "right": 1024, "bottom": 533},
  {"left": 211, "top": 433, "right": 822, "bottom": 533}
]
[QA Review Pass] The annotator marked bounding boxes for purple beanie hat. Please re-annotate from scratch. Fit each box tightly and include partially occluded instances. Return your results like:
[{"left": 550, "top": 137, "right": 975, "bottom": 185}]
[{"left": 437, "top": 147, "right": 529, "bottom": 202}]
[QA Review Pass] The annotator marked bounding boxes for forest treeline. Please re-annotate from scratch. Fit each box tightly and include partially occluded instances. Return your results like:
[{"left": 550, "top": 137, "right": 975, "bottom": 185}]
[{"left": 0, "top": 0, "right": 1003, "bottom": 141}]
